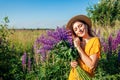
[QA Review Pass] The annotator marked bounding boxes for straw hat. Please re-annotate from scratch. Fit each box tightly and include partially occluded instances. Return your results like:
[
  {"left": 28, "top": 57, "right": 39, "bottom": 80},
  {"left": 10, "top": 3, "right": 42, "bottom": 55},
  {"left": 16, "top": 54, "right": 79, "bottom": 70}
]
[{"left": 66, "top": 15, "right": 92, "bottom": 30}]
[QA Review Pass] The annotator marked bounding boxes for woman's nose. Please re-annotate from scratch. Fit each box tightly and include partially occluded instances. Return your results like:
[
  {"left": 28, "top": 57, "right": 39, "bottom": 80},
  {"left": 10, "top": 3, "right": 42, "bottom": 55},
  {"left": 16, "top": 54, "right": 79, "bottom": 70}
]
[{"left": 77, "top": 27, "right": 82, "bottom": 32}]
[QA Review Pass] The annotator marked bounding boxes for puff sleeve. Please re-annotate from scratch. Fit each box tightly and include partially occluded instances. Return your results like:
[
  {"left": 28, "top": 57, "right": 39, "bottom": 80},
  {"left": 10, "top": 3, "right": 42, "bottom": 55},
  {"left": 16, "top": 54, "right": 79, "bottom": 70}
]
[{"left": 90, "top": 38, "right": 101, "bottom": 58}]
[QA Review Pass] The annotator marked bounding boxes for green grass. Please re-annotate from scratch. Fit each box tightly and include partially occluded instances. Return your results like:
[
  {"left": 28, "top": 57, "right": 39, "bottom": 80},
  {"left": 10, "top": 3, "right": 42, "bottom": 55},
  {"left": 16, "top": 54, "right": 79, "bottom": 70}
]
[{"left": 8, "top": 29, "right": 48, "bottom": 52}]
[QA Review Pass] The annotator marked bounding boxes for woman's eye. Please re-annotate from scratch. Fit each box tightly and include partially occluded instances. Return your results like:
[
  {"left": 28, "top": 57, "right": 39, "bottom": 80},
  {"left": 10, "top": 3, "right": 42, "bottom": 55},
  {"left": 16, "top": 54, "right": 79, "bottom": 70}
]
[
  {"left": 78, "top": 24, "right": 83, "bottom": 27},
  {"left": 73, "top": 28, "right": 77, "bottom": 31}
]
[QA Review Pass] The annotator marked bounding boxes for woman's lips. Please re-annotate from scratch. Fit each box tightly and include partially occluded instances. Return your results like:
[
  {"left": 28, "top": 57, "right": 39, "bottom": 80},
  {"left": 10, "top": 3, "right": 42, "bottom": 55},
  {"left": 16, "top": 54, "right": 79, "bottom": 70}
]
[{"left": 78, "top": 30, "right": 84, "bottom": 34}]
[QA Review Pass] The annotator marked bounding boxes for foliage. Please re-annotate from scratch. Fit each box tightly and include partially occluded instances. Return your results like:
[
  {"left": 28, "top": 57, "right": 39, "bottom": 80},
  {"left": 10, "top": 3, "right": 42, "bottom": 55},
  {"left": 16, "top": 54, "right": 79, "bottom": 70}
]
[
  {"left": 0, "top": 17, "right": 24, "bottom": 80},
  {"left": 93, "top": 53, "right": 120, "bottom": 80},
  {"left": 87, "top": 0, "right": 120, "bottom": 27},
  {"left": 32, "top": 27, "right": 72, "bottom": 79},
  {"left": 21, "top": 50, "right": 70, "bottom": 80},
  {"left": 1, "top": 17, "right": 120, "bottom": 79},
  {"left": 50, "top": 40, "right": 91, "bottom": 80}
]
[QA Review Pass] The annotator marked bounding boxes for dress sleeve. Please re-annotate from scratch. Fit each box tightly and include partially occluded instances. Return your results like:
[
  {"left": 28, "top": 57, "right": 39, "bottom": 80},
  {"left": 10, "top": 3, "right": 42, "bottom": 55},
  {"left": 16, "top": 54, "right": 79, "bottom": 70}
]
[{"left": 90, "top": 38, "right": 101, "bottom": 58}]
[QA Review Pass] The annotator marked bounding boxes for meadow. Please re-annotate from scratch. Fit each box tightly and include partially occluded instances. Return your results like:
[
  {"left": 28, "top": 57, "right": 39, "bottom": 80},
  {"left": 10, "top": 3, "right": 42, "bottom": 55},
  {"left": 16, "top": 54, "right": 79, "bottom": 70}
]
[
  {"left": 1, "top": 17, "right": 120, "bottom": 80},
  {"left": 9, "top": 29, "right": 48, "bottom": 52},
  {"left": 9, "top": 21, "right": 120, "bottom": 51},
  {"left": 5, "top": 25, "right": 120, "bottom": 80},
  {"left": 1, "top": 0, "right": 120, "bottom": 79}
]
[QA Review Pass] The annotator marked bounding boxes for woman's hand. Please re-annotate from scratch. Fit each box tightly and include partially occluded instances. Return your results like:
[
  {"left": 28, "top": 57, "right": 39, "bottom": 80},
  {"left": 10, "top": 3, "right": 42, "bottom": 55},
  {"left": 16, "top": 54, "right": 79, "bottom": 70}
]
[
  {"left": 70, "top": 61, "right": 78, "bottom": 68},
  {"left": 73, "top": 37, "right": 81, "bottom": 48}
]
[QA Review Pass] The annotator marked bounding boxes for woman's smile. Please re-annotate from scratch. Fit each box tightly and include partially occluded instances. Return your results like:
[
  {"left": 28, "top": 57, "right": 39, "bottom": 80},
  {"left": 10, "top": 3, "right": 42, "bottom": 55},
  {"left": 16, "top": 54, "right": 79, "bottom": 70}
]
[{"left": 78, "top": 29, "right": 84, "bottom": 34}]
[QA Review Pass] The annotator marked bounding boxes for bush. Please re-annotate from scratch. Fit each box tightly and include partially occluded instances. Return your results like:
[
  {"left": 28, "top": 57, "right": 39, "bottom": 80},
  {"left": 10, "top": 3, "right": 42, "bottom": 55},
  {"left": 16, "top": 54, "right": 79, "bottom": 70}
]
[
  {"left": 0, "top": 17, "right": 24, "bottom": 80},
  {"left": 93, "top": 53, "right": 120, "bottom": 80}
]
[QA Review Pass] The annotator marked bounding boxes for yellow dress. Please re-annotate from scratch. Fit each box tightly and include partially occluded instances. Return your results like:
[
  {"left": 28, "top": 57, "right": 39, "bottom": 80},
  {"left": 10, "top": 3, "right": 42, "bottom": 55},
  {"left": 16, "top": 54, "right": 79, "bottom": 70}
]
[{"left": 68, "top": 37, "right": 101, "bottom": 80}]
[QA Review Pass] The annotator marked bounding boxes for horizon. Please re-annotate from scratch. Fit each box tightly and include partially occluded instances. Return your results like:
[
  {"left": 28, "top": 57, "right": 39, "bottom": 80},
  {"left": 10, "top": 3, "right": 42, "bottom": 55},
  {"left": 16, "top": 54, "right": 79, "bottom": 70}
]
[{"left": 0, "top": 0, "right": 99, "bottom": 29}]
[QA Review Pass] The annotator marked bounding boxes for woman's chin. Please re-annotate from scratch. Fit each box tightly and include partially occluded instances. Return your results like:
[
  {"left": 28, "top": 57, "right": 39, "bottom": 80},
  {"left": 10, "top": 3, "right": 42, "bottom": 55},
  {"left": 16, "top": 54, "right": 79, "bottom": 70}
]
[
  {"left": 78, "top": 34, "right": 84, "bottom": 37},
  {"left": 77, "top": 33, "right": 85, "bottom": 37}
]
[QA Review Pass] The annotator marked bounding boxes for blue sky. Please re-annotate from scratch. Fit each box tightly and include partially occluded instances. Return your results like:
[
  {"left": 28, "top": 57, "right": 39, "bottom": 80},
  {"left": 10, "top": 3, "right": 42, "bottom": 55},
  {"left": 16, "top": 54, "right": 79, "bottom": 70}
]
[{"left": 0, "top": 0, "right": 99, "bottom": 29}]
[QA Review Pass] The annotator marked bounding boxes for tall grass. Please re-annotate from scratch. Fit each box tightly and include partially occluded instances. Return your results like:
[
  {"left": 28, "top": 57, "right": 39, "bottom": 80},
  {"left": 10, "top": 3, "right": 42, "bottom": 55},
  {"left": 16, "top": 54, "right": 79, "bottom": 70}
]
[
  {"left": 93, "top": 20, "right": 120, "bottom": 39},
  {"left": 9, "top": 29, "right": 48, "bottom": 52}
]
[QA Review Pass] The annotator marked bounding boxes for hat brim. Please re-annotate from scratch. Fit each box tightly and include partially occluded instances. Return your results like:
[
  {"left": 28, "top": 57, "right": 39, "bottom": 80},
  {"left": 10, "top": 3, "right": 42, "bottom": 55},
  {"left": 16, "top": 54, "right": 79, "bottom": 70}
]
[{"left": 66, "top": 15, "right": 92, "bottom": 30}]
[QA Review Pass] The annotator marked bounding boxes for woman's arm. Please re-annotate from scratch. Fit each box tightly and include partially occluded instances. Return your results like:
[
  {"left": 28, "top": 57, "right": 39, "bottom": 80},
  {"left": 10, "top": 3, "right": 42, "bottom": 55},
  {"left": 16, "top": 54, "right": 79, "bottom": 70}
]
[
  {"left": 76, "top": 46, "right": 99, "bottom": 70},
  {"left": 73, "top": 37, "right": 99, "bottom": 70}
]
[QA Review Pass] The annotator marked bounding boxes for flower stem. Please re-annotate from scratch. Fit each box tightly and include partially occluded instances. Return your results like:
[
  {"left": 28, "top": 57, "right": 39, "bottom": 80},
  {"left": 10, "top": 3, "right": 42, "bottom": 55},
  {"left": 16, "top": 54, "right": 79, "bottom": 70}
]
[{"left": 76, "top": 66, "right": 91, "bottom": 80}]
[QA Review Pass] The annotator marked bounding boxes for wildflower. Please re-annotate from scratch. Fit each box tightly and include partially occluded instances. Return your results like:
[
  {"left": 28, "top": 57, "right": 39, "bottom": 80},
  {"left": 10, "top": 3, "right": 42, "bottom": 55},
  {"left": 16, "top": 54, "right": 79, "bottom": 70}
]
[
  {"left": 28, "top": 55, "right": 31, "bottom": 72},
  {"left": 34, "top": 26, "right": 73, "bottom": 61},
  {"left": 22, "top": 52, "right": 27, "bottom": 71}
]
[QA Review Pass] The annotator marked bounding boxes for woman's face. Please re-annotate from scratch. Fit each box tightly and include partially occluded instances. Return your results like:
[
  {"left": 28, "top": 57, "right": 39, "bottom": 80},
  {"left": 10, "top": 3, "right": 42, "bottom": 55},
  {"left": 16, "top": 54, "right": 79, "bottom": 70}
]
[{"left": 72, "top": 21, "right": 88, "bottom": 38}]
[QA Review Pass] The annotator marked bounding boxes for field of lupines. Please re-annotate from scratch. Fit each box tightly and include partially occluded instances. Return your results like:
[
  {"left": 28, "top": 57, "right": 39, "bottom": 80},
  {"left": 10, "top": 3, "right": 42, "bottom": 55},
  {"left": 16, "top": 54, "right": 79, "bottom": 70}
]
[{"left": 1, "top": 18, "right": 120, "bottom": 80}]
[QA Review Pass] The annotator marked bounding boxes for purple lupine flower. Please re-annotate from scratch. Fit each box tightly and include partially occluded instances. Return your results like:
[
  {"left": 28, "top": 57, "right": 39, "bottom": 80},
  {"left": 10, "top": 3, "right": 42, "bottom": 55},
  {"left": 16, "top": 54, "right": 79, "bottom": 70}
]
[
  {"left": 110, "top": 30, "right": 120, "bottom": 52},
  {"left": 36, "top": 35, "right": 59, "bottom": 48},
  {"left": 108, "top": 34, "right": 113, "bottom": 53},
  {"left": 22, "top": 52, "right": 27, "bottom": 70},
  {"left": 115, "top": 30, "right": 120, "bottom": 46},
  {"left": 34, "top": 26, "right": 73, "bottom": 61},
  {"left": 47, "top": 27, "right": 73, "bottom": 43},
  {"left": 22, "top": 52, "right": 27, "bottom": 65},
  {"left": 28, "top": 56, "right": 31, "bottom": 72},
  {"left": 112, "top": 39, "right": 118, "bottom": 51},
  {"left": 101, "top": 30, "right": 120, "bottom": 54},
  {"left": 108, "top": 34, "right": 113, "bottom": 43},
  {"left": 102, "top": 42, "right": 108, "bottom": 53}
]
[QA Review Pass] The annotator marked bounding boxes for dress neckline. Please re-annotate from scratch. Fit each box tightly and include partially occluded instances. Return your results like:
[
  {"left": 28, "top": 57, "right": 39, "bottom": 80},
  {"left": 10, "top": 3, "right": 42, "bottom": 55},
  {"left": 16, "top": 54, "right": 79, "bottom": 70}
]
[{"left": 85, "top": 37, "right": 97, "bottom": 46}]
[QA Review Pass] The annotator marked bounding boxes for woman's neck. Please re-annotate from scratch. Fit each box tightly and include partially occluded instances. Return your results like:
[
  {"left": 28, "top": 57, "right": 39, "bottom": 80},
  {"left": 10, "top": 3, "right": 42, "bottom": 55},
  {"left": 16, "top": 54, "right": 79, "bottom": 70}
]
[{"left": 83, "top": 35, "right": 92, "bottom": 43}]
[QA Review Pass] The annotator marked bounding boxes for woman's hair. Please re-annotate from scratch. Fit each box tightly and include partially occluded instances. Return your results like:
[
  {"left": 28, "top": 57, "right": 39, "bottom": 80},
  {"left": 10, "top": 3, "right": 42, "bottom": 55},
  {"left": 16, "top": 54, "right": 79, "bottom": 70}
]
[{"left": 71, "top": 20, "right": 96, "bottom": 40}]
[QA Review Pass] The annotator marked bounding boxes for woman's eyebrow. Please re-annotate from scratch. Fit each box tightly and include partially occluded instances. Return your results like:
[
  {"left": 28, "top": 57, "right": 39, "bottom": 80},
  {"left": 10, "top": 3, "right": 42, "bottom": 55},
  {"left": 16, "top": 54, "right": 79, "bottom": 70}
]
[{"left": 78, "top": 23, "right": 83, "bottom": 27}]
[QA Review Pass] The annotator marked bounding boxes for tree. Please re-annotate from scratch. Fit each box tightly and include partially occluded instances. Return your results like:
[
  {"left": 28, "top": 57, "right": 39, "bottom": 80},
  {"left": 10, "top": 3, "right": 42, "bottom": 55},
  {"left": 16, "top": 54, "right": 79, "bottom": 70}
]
[{"left": 87, "top": 0, "right": 120, "bottom": 27}]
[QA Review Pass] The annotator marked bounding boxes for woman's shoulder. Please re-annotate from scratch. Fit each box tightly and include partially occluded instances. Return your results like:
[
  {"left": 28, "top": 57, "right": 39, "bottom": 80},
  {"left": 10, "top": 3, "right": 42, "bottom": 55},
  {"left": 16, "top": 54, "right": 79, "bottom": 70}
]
[
  {"left": 92, "top": 37, "right": 99, "bottom": 39},
  {"left": 92, "top": 37, "right": 101, "bottom": 45},
  {"left": 90, "top": 37, "right": 100, "bottom": 41},
  {"left": 86, "top": 37, "right": 99, "bottom": 46},
  {"left": 89, "top": 37, "right": 101, "bottom": 45}
]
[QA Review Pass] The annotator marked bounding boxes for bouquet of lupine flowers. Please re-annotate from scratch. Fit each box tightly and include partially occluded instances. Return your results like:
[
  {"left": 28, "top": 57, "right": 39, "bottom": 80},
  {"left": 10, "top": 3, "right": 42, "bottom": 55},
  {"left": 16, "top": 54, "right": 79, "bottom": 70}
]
[{"left": 35, "top": 27, "right": 91, "bottom": 80}]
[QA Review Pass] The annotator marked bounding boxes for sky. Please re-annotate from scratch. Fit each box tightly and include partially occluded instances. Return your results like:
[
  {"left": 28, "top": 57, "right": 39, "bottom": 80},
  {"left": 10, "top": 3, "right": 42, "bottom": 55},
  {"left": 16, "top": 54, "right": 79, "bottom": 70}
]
[{"left": 0, "top": 0, "right": 99, "bottom": 29}]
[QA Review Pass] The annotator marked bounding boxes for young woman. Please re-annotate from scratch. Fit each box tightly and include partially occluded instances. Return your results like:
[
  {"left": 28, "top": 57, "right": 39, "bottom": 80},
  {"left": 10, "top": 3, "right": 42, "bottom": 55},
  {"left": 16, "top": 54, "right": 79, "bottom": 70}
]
[{"left": 66, "top": 15, "right": 101, "bottom": 80}]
